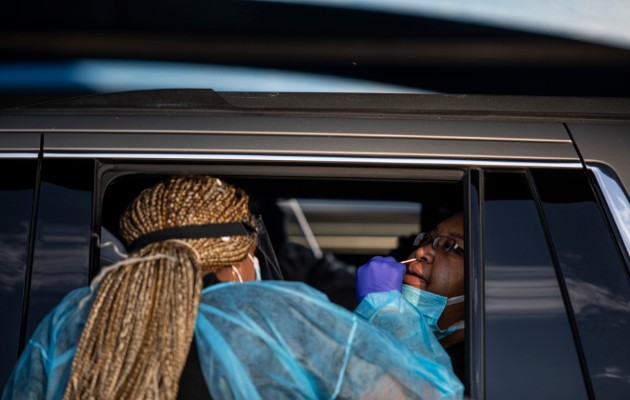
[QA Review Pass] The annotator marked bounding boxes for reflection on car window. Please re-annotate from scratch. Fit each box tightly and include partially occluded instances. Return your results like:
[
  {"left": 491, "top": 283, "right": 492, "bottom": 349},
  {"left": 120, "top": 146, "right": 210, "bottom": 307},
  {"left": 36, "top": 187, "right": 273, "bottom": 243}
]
[
  {"left": 533, "top": 169, "right": 630, "bottom": 399},
  {"left": 484, "top": 171, "right": 587, "bottom": 400},
  {"left": 0, "top": 160, "right": 37, "bottom": 390},
  {"left": 26, "top": 160, "right": 94, "bottom": 343}
]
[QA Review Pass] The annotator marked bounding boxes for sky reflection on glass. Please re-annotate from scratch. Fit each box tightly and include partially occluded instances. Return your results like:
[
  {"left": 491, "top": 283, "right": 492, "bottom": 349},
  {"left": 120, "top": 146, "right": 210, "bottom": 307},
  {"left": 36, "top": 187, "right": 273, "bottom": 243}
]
[{"left": 0, "top": 60, "right": 424, "bottom": 94}]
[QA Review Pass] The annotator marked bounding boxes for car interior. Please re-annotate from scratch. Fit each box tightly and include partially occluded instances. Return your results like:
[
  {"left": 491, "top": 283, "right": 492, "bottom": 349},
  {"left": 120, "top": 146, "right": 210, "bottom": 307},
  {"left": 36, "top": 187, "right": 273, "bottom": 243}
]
[{"left": 98, "top": 164, "right": 465, "bottom": 311}]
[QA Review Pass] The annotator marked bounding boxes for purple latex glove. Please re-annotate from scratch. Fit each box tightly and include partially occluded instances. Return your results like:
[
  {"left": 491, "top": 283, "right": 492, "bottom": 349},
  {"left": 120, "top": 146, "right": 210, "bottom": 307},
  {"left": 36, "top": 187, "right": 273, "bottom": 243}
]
[{"left": 356, "top": 256, "right": 406, "bottom": 303}]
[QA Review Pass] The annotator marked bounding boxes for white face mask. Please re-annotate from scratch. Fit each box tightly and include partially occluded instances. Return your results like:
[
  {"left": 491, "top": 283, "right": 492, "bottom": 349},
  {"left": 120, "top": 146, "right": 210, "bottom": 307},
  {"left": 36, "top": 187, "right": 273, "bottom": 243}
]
[
  {"left": 401, "top": 284, "right": 464, "bottom": 340},
  {"left": 248, "top": 254, "right": 261, "bottom": 281}
]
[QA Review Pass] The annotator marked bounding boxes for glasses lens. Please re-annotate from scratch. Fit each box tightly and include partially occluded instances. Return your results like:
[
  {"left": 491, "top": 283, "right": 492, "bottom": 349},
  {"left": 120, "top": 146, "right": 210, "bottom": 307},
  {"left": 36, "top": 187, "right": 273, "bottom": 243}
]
[
  {"left": 414, "top": 233, "right": 463, "bottom": 255},
  {"left": 433, "top": 236, "right": 455, "bottom": 253},
  {"left": 413, "top": 232, "right": 430, "bottom": 247}
]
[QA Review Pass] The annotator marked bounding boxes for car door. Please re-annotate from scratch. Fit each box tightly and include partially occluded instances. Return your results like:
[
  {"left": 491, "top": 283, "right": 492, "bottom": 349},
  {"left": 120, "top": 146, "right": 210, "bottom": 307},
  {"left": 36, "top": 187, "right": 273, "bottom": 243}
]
[{"left": 479, "top": 166, "right": 630, "bottom": 400}]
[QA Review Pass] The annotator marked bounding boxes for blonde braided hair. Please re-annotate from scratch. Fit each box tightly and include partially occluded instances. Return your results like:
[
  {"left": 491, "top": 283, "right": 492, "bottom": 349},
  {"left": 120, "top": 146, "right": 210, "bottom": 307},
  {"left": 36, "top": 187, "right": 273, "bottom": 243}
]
[{"left": 63, "top": 176, "right": 254, "bottom": 399}]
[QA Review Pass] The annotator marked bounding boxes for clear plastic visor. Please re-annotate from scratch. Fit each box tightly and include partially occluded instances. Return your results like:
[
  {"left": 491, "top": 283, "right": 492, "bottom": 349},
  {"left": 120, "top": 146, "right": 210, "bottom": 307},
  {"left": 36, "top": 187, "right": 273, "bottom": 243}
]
[{"left": 253, "top": 215, "right": 284, "bottom": 280}]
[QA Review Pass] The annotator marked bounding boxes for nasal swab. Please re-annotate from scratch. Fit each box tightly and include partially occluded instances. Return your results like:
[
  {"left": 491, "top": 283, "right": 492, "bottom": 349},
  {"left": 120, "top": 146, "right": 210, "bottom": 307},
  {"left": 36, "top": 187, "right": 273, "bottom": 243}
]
[{"left": 400, "top": 258, "right": 422, "bottom": 276}]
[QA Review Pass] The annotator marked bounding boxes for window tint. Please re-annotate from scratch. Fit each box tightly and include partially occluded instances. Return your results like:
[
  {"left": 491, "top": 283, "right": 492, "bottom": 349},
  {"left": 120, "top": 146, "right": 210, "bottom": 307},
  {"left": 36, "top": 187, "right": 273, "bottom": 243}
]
[
  {"left": 484, "top": 171, "right": 587, "bottom": 399},
  {"left": 533, "top": 169, "right": 630, "bottom": 398},
  {"left": 25, "top": 160, "right": 94, "bottom": 341},
  {"left": 0, "top": 160, "right": 37, "bottom": 388}
]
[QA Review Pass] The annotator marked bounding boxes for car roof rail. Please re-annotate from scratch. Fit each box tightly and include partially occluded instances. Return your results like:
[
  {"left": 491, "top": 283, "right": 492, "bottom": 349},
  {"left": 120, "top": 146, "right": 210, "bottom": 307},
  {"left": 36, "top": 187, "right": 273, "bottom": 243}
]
[{"left": 18, "top": 89, "right": 234, "bottom": 110}]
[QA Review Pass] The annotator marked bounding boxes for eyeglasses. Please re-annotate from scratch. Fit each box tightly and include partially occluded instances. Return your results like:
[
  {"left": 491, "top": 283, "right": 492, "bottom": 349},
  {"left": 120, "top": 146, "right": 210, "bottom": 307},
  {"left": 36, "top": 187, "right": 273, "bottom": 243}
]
[{"left": 413, "top": 232, "right": 464, "bottom": 256}]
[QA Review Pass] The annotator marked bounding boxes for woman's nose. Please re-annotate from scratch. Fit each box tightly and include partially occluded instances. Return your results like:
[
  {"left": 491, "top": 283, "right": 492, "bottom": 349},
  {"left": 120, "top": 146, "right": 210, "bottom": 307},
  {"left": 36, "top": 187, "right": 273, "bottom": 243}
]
[{"left": 415, "top": 244, "right": 434, "bottom": 263}]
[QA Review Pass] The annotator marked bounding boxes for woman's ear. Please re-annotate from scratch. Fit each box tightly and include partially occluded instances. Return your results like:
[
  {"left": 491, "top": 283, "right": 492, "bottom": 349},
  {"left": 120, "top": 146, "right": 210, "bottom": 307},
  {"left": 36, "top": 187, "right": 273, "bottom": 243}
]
[{"left": 215, "top": 254, "right": 257, "bottom": 282}]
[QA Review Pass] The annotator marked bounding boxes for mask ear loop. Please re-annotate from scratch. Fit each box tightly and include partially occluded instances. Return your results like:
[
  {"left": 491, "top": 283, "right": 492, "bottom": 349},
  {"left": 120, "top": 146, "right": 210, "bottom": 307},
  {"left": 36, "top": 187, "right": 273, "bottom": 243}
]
[
  {"left": 92, "top": 232, "right": 128, "bottom": 260},
  {"left": 231, "top": 265, "right": 244, "bottom": 283},
  {"left": 446, "top": 295, "right": 465, "bottom": 305}
]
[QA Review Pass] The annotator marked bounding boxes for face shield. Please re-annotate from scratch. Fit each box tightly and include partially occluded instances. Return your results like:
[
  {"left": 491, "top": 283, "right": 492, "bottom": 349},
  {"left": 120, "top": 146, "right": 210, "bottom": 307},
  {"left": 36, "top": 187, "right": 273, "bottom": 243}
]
[{"left": 252, "top": 215, "right": 284, "bottom": 280}]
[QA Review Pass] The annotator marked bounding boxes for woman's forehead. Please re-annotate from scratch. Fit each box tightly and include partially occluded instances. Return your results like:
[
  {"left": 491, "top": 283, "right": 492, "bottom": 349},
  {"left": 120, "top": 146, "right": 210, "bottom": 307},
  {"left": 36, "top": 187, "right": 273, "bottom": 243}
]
[{"left": 435, "top": 214, "right": 464, "bottom": 237}]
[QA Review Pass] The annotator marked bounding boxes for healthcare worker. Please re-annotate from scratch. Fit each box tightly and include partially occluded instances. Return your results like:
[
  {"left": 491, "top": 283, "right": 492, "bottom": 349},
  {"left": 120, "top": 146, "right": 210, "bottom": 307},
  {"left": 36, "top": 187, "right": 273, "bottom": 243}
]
[
  {"left": 3, "top": 176, "right": 462, "bottom": 400},
  {"left": 355, "top": 213, "right": 466, "bottom": 381}
]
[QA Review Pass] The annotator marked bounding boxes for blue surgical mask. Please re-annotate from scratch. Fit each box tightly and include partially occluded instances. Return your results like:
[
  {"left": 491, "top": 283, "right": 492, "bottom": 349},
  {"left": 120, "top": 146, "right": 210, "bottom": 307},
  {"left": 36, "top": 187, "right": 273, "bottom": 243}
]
[
  {"left": 248, "top": 254, "right": 261, "bottom": 281},
  {"left": 401, "top": 284, "right": 464, "bottom": 340}
]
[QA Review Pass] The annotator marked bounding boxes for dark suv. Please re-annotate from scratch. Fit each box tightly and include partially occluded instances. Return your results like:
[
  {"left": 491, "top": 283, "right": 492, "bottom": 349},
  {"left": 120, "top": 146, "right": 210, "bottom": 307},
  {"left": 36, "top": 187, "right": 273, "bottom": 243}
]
[{"left": 1, "top": 91, "right": 629, "bottom": 399}]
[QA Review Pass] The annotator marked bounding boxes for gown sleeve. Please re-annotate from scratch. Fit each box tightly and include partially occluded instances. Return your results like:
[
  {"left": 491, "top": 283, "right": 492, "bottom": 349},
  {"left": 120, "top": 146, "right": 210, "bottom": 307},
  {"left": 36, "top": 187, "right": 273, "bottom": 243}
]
[
  {"left": 194, "top": 282, "right": 463, "bottom": 400},
  {"left": 2, "top": 287, "right": 94, "bottom": 400}
]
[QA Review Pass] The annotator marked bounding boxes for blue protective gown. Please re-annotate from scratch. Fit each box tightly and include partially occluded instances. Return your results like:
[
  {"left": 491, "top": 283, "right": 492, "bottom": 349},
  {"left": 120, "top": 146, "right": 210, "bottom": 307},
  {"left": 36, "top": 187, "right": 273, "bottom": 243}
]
[{"left": 3, "top": 282, "right": 463, "bottom": 399}]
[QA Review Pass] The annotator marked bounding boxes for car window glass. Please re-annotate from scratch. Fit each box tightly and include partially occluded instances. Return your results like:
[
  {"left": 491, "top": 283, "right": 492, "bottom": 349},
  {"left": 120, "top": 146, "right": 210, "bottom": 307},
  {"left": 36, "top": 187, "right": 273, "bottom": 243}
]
[
  {"left": 0, "top": 160, "right": 37, "bottom": 389},
  {"left": 532, "top": 169, "right": 630, "bottom": 398},
  {"left": 25, "top": 160, "right": 93, "bottom": 341},
  {"left": 484, "top": 171, "right": 588, "bottom": 400}
]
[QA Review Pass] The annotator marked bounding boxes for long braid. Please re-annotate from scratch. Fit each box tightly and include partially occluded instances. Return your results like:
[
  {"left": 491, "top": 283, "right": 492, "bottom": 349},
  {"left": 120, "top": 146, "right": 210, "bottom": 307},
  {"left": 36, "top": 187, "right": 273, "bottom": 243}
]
[{"left": 63, "top": 176, "right": 254, "bottom": 399}]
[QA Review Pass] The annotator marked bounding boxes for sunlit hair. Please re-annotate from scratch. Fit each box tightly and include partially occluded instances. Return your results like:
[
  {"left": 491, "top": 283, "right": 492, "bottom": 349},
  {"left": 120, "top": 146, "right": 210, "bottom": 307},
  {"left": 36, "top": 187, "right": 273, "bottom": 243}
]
[{"left": 63, "top": 176, "right": 254, "bottom": 399}]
